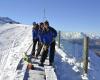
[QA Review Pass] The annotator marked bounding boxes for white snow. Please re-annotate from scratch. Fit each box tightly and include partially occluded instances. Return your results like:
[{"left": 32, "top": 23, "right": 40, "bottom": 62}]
[
  {"left": 55, "top": 46, "right": 82, "bottom": 80},
  {"left": 0, "top": 23, "right": 32, "bottom": 80},
  {"left": 45, "top": 66, "right": 57, "bottom": 80}
]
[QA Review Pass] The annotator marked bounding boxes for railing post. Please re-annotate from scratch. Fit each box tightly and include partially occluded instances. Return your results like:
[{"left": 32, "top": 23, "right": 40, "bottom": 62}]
[
  {"left": 83, "top": 36, "right": 89, "bottom": 74},
  {"left": 58, "top": 31, "right": 61, "bottom": 48}
]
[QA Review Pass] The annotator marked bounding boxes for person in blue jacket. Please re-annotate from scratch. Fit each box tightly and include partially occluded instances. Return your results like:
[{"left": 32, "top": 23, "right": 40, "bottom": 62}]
[
  {"left": 48, "top": 22, "right": 57, "bottom": 66},
  {"left": 39, "top": 21, "right": 57, "bottom": 66},
  {"left": 31, "top": 22, "right": 39, "bottom": 57},
  {"left": 35, "top": 22, "right": 44, "bottom": 58}
]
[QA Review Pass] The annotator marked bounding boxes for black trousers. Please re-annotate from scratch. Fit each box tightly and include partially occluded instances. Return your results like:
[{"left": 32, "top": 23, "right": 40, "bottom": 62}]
[
  {"left": 40, "top": 45, "right": 48, "bottom": 63},
  {"left": 49, "top": 41, "right": 56, "bottom": 64},
  {"left": 31, "top": 39, "right": 38, "bottom": 56},
  {"left": 40, "top": 41, "right": 56, "bottom": 64},
  {"left": 36, "top": 42, "right": 43, "bottom": 57}
]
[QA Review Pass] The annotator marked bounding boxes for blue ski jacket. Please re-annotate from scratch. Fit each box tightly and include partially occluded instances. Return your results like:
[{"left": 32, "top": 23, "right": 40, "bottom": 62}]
[
  {"left": 38, "top": 26, "right": 57, "bottom": 45},
  {"left": 38, "top": 29, "right": 53, "bottom": 45},
  {"left": 42, "top": 30, "right": 53, "bottom": 45},
  {"left": 32, "top": 29, "right": 39, "bottom": 40},
  {"left": 38, "top": 29, "right": 44, "bottom": 42},
  {"left": 48, "top": 26, "right": 57, "bottom": 38}
]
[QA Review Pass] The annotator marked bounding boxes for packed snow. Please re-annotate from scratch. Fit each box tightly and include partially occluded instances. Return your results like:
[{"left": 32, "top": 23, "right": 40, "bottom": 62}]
[
  {"left": 0, "top": 23, "right": 32, "bottom": 80},
  {"left": 0, "top": 22, "right": 100, "bottom": 80}
]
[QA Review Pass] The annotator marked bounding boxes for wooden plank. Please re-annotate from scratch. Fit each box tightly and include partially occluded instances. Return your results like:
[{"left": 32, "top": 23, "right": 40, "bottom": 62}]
[
  {"left": 44, "top": 66, "right": 57, "bottom": 80},
  {"left": 26, "top": 56, "right": 57, "bottom": 80},
  {"left": 83, "top": 37, "right": 89, "bottom": 74},
  {"left": 44, "top": 58, "right": 57, "bottom": 80},
  {"left": 28, "top": 70, "right": 45, "bottom": 80},
  {"left": 27, "top": 58, "right": 45, "bottom": 80}
]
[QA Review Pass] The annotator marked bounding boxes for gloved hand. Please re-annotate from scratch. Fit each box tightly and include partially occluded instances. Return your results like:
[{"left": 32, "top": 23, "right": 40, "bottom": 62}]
[{"left": 43, "top": 44, "right": 49, "bottom": 50}]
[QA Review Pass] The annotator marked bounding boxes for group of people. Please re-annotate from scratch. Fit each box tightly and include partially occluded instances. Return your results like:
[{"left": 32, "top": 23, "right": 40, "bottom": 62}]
[{"left": 31, "top": 21, "right": 57, "bottom": 66}]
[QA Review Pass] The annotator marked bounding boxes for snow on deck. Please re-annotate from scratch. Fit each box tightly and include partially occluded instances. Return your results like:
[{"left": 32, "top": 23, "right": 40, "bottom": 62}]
[
  {"left": 23, "top": 57, "right": 57, "bottom": 80},
  {"left": 44, "top": 59, "right": 57, "bottom": 80},
  {"left": 24, "top": 57, "right": 45, "bottom": 80}
]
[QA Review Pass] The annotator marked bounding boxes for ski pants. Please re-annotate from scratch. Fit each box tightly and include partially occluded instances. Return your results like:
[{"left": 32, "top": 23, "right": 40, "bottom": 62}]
[
  {"left": 31, "top": 39, "right": 38, "bottom": 56},
  {"left": 49, "top": 41, "right": 56, "bottom": 64},
  {"left": 36, "top": 42, "right": 43, "bottom": 57},
  {"left": 40, "top": 41, "right": 56, "bottom": 64}
]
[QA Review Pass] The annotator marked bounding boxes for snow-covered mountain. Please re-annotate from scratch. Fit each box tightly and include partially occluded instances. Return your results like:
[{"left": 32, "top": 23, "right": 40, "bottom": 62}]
[
  {"left": 61, "top": 32, "right": 100, "bottom": 40},
  {"left": 0, "top": 17, "right": 20, "bottom": 24},
  {"left": 61, "top": 32, "right": 84, "bottom": 39},
  {"left": 86, "top": 32, "right": 100, "bottom": 39}
]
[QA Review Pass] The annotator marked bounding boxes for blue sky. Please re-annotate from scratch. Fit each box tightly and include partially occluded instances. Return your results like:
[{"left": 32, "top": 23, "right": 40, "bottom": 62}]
[{"left": 0, "top": 0, "right": 100, "bottom": 32}]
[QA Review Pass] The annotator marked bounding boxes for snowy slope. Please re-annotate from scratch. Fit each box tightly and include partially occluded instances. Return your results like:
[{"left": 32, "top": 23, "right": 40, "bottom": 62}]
[
  {"left": 0, "top": 23, "right": 32, "bottom": 80},
  {"left": 55, "top": 46, "right": 82, "bottom": 80},
  {"left": 56, "top": 32, "right": 100, "bottom": 80}
]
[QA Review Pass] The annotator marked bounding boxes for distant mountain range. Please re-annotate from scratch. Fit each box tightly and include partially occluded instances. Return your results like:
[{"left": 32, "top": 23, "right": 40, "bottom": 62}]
[
  {"left": 0, "top": 17, "right": 20, "bottom": 24},
  {"left": 61, "top": 32, "right": 100, "bottom": 39}
]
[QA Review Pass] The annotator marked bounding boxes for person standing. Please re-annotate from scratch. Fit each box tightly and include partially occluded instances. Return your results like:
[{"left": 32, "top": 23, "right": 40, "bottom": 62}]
[
  {"left": 38, "top": 22, "right": 52, "bottom": 66},
  {"left": 31, "top": 22, "right": 39, "bottom": 57},
  {"left": 39, "top": 21, "right": 57, "bottom": 66},
  {"left": 48, "top": 22, "right": 57, "bottom": 66},
  {"left": 35, "top": 22, "right": 44, "bottom": 58}
]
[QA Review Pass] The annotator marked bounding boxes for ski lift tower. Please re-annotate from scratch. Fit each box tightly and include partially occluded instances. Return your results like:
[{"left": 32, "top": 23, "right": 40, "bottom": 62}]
[{"left": 43, "top": 8, "right": 47, "bottom": 21}]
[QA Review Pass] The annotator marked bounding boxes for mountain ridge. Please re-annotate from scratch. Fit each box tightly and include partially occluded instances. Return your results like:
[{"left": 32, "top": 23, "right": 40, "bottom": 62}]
[{"left": 0, "top": 17, "right": 20, "bottom": 24}]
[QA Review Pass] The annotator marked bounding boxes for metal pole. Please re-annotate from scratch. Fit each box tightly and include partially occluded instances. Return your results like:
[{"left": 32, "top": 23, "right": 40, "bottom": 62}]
[
  {"left": 43, "top": 8, "right": 46, "bottom": 21},
  {"left": 58, "top": 31, "right": 61, "bottom": 48}
]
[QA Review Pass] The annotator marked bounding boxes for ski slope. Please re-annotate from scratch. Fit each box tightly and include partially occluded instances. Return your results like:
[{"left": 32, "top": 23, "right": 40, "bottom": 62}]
[{"left": 0, "top": 23, "right": 100, "bottom": 80}]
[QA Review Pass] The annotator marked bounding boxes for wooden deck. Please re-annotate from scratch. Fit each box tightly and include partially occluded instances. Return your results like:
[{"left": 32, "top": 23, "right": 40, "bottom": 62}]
[{"left": 23, "top": 57, "right": 57, "bottom": 80}]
